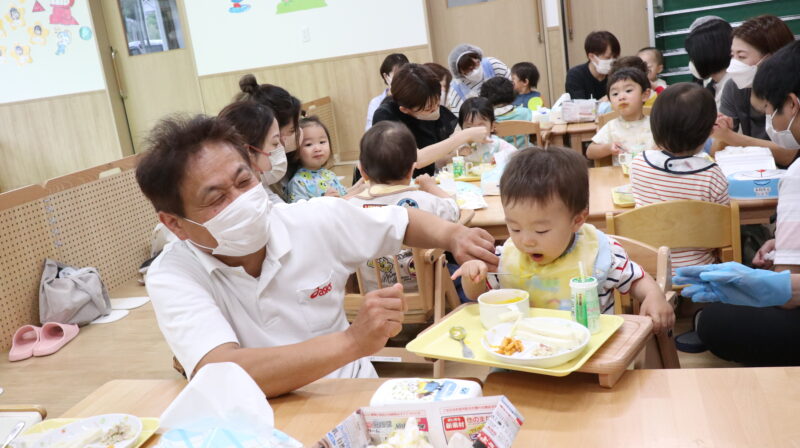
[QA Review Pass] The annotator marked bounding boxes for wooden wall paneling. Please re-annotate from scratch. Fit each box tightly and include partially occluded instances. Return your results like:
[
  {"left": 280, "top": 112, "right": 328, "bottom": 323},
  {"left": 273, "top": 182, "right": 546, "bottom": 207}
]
[
  {"left": 564, "top": 0, "right": 650, "bottom": 67},
  {"left": 546, "top": 26, "right": 568, "bottom": 102},
  {"left": 425, "top": 0, "right": 551, "bottom": 104},
  {"left": 0, "top": 91, "right": 123, "bottom": 192},
  {"left": 197, "top": 45, "right": 432, "bottom": 165}
]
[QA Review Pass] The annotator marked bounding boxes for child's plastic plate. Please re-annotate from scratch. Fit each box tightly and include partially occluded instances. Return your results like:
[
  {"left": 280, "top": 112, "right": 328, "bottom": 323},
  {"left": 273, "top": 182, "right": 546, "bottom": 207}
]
[
  {"left": 407, "top": 305, "right": 623, "bottom": 377},
  {"left": 20, "top": 416, "right": 158, "bottom": 448}
]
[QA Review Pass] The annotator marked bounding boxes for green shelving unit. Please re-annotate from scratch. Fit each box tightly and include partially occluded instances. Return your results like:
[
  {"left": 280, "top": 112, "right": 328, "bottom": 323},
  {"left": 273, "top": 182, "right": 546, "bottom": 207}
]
[{"left": 649, "top": 0, "right": 800, "bottom": 84}]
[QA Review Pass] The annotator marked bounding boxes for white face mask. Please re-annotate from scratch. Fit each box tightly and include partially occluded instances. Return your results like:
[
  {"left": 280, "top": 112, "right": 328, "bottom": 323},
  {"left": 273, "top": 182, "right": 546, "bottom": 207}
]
[
  {"left": 765, "top": 105, "right": 800, "bottom": 150},
  {"left": 688, "top": 61, "right": 704, "bottom": 80},
  {"left": 592, "top": 56, "right": 615, "bottom": 75},
  {"left": 464, "top": 66, "right": 483, "bottom": 83},
  {"left": 261, "top": 145, "right": 287, "bottom": 185},
  {"left": 185, "top": 185, "right": 271, "bottom": 257},
  {"left": 727, "top": 58, "right": 759, "bottom": 89}
]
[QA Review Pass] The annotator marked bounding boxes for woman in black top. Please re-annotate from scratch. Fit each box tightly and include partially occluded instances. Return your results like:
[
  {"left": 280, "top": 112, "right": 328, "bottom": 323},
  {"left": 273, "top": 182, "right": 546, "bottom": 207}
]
[
  {"left": 565, "top": 31, "right": 620, "bottom": 100},
  {"left": 372, "top": 63, "right": 489, "bottom": 177}
]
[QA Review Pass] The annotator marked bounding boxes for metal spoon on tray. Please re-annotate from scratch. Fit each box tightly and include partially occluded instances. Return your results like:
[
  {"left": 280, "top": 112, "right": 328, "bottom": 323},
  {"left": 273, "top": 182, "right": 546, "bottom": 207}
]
[{"left": 449, "top": 326, "right": 474, "bottom": 359}]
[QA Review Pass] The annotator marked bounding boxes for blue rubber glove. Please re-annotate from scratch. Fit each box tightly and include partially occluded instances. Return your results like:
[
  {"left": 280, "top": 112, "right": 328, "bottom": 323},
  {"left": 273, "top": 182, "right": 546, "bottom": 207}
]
[{"left": 674, "top": 263, "right": 791, "bottom": 307}]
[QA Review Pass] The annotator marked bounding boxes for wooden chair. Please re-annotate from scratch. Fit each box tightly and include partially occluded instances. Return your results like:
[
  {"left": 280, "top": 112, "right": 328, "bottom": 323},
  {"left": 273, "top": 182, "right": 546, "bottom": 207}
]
[
  {"left": 593, "top": 106, "right": 653, "bottom": 167},
  {"left": 609, "top": 235, "right": 680, "bottom": 369},
  {"left": 494, "top": 120, "right": 542, "bottom": 148},
  {"left": 605, "top": 200, "right": 742, "bottom": 265},
  {"left": 343, "top": 211, "right": 473, "bottom": 377}
]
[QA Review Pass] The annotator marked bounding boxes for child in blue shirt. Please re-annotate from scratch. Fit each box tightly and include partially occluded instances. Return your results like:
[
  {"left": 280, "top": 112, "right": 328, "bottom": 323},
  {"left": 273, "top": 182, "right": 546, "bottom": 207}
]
[
  {"left": 286, "top": 116, "right": 349, "bottom": 202},
  {"left": 480, "top": 77, "right": 533, "bottom": 148},
  {"left": 511, "top": 62, "right": 544, "bottom": 111}
]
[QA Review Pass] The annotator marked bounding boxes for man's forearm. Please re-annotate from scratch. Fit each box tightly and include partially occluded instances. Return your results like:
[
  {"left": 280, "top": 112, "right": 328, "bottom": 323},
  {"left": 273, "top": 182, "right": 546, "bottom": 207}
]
[
  {"left": 195, "top": 331, "right": 360, "bottom": 397},
  {"left": 403, "top": 207, "right": 457, "bottom": 251}
]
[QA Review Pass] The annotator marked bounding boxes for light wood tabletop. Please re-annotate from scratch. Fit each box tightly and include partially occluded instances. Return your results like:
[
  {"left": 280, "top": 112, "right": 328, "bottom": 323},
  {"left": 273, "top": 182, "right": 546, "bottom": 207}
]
[
  {"left": 469, "top": 166, "right": 778, "bottom": 240},
  {"left": 61, "top": 367, "right": 800, "bottom": 447},
  {"left": 483, "top": 367, "right": 800, "bottom": 447}
]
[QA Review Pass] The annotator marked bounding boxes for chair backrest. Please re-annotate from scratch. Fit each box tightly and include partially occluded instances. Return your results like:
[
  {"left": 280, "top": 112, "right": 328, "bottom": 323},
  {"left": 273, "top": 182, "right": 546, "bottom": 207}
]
[
  {"left": 494, "top": 120, "right": 541, "bottom": 147},
  {"left": 605, "top": 200, "right": 742, "bottom": 263},
  {"left": 608, "top": 235, "right": 671, "bottom": 314}
]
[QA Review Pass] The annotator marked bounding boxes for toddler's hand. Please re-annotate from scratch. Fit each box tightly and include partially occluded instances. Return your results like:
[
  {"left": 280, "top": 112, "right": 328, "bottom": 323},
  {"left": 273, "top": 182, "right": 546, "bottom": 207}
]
[
  {"left": 752, "top": 239, "right": 776, "bottom": 269},
  {"left": 415, "top": 174, "right": 436, "bottom": 190},
  {"left": 610, "top": 142, "right": 626, "bottom": 155},
  {"left": 639, "top": 295, "right": 675, "bottom": 334},
  {"left": 451, "top": 260, "right": 489, "bottom": 284}
]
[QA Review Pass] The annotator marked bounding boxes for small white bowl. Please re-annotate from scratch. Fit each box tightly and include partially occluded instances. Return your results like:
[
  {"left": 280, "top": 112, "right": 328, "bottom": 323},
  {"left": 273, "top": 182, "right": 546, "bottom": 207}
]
[
  {"left": 477, "top": 289, "right": 530, "bottom": 329},
  {"left": 482, "top": 317, "right": 590, "bottom": 369}
]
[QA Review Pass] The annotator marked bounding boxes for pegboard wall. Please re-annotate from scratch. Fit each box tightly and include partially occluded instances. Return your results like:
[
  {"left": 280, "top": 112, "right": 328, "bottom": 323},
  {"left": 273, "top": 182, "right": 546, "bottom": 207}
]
[{"left": 0, "top": 156, "right": 157, "bottom": 352}]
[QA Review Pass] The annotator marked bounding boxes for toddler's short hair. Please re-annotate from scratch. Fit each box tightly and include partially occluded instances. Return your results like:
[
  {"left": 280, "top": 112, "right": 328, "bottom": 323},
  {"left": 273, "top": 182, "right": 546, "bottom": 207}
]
[
  {"left": 638, "top": 47, "right": 664, "bottom": 66},
  {"left": 458, "top": 97, "right": 495, "bottom": 128},
  {"left": 500, "top": 147, "right": 588, "bottom": 215},
  {"left": 511, "top": 62, "right": 540, "bottom": 88},
  {"left": 650, "top": 83, "right": 716, "bottom": 155},
  {"left": 607, "top": 67, "right": 650, "bottom": 95},
  {"left": 359, "top": 121, "right": 417, "bottom": 184},
  {"left": 480, "top": 77, "right": 515, "bottom": 107}
]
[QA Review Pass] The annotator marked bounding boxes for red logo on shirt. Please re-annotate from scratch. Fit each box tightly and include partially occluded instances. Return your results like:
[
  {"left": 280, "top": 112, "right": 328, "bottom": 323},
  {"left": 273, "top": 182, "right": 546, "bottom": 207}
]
[{"left": 310, "top": 282, "right": 332, "bottom": 299}]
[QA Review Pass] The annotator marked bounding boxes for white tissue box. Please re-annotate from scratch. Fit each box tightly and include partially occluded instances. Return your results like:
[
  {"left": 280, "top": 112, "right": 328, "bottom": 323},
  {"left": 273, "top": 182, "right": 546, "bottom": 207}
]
[
  {"left": 561, "top": 99, "right": 597, "bottom": 123},
  {"left": 727, "top": 169, "right": 786, "bottom": 199}
]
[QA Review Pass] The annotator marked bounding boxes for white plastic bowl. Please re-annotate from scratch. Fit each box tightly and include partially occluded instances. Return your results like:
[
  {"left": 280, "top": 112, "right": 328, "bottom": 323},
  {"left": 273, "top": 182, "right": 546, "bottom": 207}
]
[{"left": 482, "top": 317, "right": 590, "bottom": 369}]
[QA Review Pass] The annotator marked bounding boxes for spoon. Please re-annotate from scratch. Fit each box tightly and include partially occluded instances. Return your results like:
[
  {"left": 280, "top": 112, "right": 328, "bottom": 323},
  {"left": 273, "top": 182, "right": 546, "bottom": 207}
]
[
  {"left": 1, "top": 421, "right": 25, "bottom": 448},
  {"left": 449, "top": 326, "right": 474, "bottom": 359}
]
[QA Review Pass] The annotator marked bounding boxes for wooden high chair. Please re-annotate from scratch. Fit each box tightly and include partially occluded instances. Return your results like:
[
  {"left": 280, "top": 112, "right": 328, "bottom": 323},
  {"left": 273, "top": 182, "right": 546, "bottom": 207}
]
[
  {"left": 343, "top": 211, "right": 474, "bottom": 377},
  {"left": 593, "top": 106, "right": 653, "bottom": 167},
  {"left": 609, "top": 235, "right": 680, "bottom": 369},
  {"left": 605, "top": 200, "right": 742, "bottom": 266},
  {"left": 495, "top": 120, "right": 542, "bottom": 148}
]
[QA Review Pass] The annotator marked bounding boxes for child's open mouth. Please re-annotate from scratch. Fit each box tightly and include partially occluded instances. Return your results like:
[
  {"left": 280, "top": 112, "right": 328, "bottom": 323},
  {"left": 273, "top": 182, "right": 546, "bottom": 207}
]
[{"left": 529, "top": 253, "right": 544, "bottom": 262}]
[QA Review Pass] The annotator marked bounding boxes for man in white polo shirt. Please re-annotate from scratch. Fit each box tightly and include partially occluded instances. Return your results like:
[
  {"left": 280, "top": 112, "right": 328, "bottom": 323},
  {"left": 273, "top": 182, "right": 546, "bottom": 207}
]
[{"left": 136, "top": 115, "right": 499, "bottom": 397}]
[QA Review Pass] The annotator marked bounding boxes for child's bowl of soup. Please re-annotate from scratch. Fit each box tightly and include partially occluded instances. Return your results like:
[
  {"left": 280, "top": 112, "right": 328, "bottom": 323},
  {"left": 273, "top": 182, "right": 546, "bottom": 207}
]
[{"left": 478, "top": 289, "right": 530, "bottom": 329}]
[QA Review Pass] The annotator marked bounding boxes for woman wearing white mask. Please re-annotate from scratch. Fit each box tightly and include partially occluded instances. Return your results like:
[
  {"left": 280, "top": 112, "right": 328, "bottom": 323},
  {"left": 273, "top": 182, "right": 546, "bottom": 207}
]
[
  {"left": 711, "top": 15, "right": 798, "bottom": 167},
  {"left": 365, "top": 53, "right": 409, "bottom": 131},
  {"left": 677, "top": 41, "right": 800, "bottom": 367},
  {"left": 685, "top": 18, "right": 732, "bottom": 110},
  {"left": 565, "top": 31, "right": 620, "bottom": 101},
  {"left": 235, "top": 75, "right": 304, "bottom": 200},
  {"left": 444, "top": 43, "right": 510, "bottom": 115},
  {"left": 139, "top": 115, "right": 499, "bottom": 396},
  {"left": 217, "top": 101, "right": 285, "bottom": 204},
  {"left": 372, "top": 63, "right": 490, "bottom": 178}
]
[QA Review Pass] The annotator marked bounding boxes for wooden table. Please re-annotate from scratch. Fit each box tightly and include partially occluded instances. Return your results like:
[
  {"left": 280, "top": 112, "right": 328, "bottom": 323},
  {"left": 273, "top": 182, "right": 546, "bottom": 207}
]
[
  {"left": 63, "top": 367, "right": 800, "bottom": 447},
  {"left": 541, "top": 122, "right": 597, "bottom": 153},
  {"left": 469, "top": 166, "right": 778, "bottom": 240}
]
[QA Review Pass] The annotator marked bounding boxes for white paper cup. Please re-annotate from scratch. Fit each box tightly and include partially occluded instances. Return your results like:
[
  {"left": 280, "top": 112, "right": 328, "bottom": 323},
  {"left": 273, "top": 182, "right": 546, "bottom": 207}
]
[{"left": 477, "top": 289, "right": 530, "bottom": 329}]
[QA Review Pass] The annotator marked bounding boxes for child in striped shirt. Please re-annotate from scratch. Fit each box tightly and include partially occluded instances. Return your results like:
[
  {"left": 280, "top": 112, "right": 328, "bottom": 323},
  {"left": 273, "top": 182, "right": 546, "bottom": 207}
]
[{"left": 630, "top": 83, "right": 730, "bottom": 268}]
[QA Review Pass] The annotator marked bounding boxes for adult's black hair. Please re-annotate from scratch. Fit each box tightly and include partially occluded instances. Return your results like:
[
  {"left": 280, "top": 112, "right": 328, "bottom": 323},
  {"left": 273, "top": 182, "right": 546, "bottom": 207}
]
[
  {"left": 584, "top": 31, "right": 620, "bottom": 57},
  {"left": 479, "top": 76, "right": 515, "bottom": 107},
  {"left": 753, "top": 40, "right": 800, "bottom": 111},
  {"left": 685, "top": 19, "right": 732, "bottom": 79},
  {"left": 380, "top": 53, "right": 409, "bottom": 81}
]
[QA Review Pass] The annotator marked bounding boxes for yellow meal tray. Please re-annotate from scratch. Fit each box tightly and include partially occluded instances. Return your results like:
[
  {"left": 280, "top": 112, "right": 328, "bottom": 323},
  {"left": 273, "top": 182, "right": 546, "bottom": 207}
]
[
  {"left": 611, "top": 187, "right": 635, "bottom": 208},
  {"left": 23, "top": 416, "right": 159, "bottom": 447},
  {"left": 406, "top": 305, "right": 623, "bottom": 377}
]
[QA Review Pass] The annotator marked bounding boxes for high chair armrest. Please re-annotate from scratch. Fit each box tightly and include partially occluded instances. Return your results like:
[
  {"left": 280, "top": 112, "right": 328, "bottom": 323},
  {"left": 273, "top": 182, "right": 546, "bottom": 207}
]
[{"left": 458, "top": 209, "right": 475, "bottom": 226}]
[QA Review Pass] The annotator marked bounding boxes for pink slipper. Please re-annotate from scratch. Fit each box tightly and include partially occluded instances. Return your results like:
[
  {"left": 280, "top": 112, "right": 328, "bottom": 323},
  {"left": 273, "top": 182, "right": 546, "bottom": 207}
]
[
  {"left": 32, "top": 322, "right": 79, "bottom": 357},
  {"left": 9, "top": 325, "right": 42, "bottom": 362}
]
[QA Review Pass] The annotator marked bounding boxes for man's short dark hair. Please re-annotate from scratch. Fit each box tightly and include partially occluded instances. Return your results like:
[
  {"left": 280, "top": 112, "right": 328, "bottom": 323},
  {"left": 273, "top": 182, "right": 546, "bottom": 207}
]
[
  {"left": 391, "top": 63, "right": 441, "bottom": 111},
  {"left": 480, "top": 76, "right": 515, "bottom": 107},
  {"left": 359, "top": 121, "right": 418, "bottom": 184},
  {"left": 753, "top": 40, "right": 800, "bottom": 111},
  {"left": 650, "top": 83, "right": 716, "bottom": 155},
  {"left": 500, "top": 146, "right": 589, "bottom": 215},
  {"left": 136, "top": 115, "right": 249, "bottom": 217},
  {"left": 685, "top": 19, "right": 732, "bottom": 79},
  {"left": 458, "top": 97, "right": 495, "bottom": 128},
  {"left": 607, "top": 67, "right": 650, "bottom": 95},
  {"left": 638, "top": 47, "right": 664, "bottom": 66},
  {"left": 511, "top": 62, "right": 540, "bottom": 88},
  {"left": 584, "top": 31, "right": 620, "bottom": 57},
  {"left": 380, "top": 53, "right": 409, "bottom": 80}
]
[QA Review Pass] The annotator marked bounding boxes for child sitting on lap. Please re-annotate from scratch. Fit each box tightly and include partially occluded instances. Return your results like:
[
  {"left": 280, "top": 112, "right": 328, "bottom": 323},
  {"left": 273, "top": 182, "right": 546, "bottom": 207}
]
[
  {"left": 511, "top": 62, "right": 544, "bottom": 111},
  {"left": 286, "top": 116, "right": 352, "bottom": 202},
  {"left": 587, "top": 67, "right": 656, "bottom": 166},
  {"left": 480, "top": 77, "right": 533, "bottom": 148},
  {"left": 630, "top": 83, "right": 729, "bottom": 269},
  {"left": 349, "top": 121, "right": 460, "bottom": 292},
  {"left": 455, "top": 147, "right": 674, "bottom": 333},
  {"left": 456, "top": 97, "right": 518, "bottom": 163}
]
